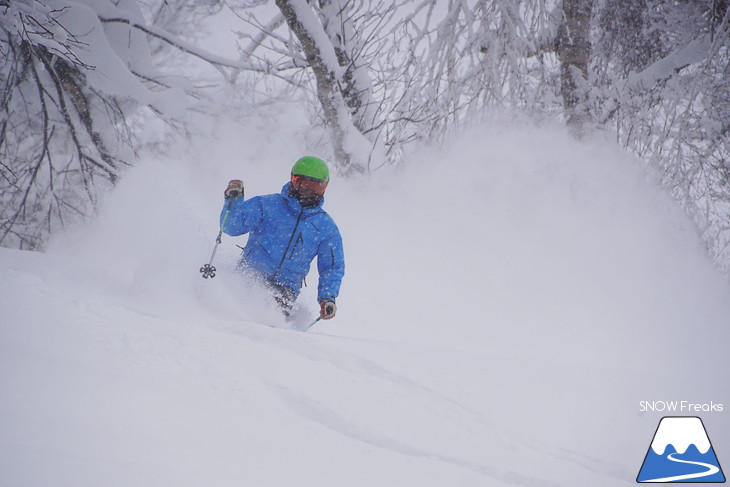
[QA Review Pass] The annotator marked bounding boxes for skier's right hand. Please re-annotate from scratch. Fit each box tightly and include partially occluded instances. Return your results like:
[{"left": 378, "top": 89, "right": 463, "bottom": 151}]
[{"left": 224, "top": 179, "right": 244, "bottom": 199}]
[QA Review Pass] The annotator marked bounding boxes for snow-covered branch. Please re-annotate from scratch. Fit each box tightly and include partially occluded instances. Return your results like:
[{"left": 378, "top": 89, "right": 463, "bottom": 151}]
[{"left": 99, "top": 15, "right": 272, "bottom": 74}]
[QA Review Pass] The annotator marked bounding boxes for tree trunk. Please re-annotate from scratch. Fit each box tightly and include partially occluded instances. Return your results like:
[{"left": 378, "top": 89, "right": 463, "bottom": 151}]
[
  {"left": 317, "top": 0, "right": 379, "bottom": 138},
  {"left": 275, "top": 0, "right": 365, "bottom": 174},
  {"left": 557, "top": 0, "right": 593, "bottom": 136}
]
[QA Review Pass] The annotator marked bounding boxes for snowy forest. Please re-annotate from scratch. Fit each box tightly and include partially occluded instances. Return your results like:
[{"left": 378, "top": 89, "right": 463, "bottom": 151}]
[
  {"left": 1, "top": 0, "right": 729, "bottom": 273},
  {"left": 4, "top": 2, "right": 730, "bottom": 486}
]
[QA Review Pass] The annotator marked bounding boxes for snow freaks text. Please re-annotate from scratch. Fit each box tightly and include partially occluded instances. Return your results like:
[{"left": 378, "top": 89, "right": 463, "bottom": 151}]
[{"left": 640, "top": 401, "right": 724, "bottom": 413}]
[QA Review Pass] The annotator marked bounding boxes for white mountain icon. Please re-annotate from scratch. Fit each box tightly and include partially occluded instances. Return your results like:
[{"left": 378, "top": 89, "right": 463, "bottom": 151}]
[{"left": 651, "top": 417, "right": 712, "bottom": 455}]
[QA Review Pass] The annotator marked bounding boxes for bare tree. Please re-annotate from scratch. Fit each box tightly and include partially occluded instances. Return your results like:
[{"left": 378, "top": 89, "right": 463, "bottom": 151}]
[
  {"left": 592, "top": 0, "right": 730, "bottom": 272},
  {"left": 1, "top": 1, "right": 129, "bottom": 249},
  {"left": 274, "top": 0, "right": 368, "bottom": 173},
  {"left": 318, "top": 0, "right": 389, "bottom": 146},
  {"left": 556, "top": 0, "right": 593, "bottom": 134},
  {"left": 0, "top": 0, "right": 227, "bottom": 249},
  {"left": 381, "top": 0, "right": 560, "bottom": 152}
]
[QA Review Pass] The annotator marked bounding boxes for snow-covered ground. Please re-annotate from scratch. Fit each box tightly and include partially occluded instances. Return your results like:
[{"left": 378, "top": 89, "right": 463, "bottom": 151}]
[{"left": 2, "top": 117, "right": 729, "bottom": 486}]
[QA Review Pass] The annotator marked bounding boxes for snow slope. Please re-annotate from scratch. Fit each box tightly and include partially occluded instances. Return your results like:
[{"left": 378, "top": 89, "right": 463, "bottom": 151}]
[{"left": 2, "top": 117, "right": 729, "bottom": 487}]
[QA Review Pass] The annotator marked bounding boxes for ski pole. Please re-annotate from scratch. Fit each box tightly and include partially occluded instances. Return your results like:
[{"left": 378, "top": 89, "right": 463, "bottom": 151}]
[
  {"left": 200, "top": 198, "right": 236, "bottom": 279},
  {"left": 304, "top": 316, "right": 322, "bottom": 331}
]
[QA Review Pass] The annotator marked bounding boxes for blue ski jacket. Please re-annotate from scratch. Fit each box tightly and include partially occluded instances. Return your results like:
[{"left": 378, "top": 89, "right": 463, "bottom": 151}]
[{"left": 220, "top": 183, "right": 344, "bottom": 303}]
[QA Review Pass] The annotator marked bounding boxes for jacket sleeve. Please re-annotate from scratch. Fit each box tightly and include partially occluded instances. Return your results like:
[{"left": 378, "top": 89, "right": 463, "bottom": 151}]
[
  {"left": 220, "top": 196, "right": 263, "bottom": 236},
  {"left": 316, "top": 226, "right": 345, "bottom": 303}
]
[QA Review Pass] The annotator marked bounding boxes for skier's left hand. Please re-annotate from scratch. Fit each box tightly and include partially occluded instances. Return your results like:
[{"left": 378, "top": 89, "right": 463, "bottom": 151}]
[{"left": 320, "top": 300, "right": 336, "bottom": 320}]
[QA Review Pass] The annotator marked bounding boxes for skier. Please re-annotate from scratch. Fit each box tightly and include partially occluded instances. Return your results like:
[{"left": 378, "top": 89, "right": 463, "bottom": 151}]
[{"left": 220, "top": 156, "right": 344, "bottom": 321}]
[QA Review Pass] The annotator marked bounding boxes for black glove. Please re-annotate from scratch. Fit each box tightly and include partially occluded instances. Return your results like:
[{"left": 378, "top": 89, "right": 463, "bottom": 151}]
[
  {"left": 224, "top": 179, "right": 244, "bottom": 199},
  {"left": 320, "top": 300, "right": 336, "bottom": 320}
]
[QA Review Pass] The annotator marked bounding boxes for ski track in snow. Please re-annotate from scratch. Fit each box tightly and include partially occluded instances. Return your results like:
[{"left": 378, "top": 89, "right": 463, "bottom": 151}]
[
  {"left": 210, "top": 318, "right": 630, "bottom": 484},
  {"left": 269, "top": 382, "right": 559, "bottom": 487}
]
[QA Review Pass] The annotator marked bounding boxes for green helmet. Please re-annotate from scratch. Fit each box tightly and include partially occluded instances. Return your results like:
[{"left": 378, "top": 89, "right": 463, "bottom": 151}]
[{"left": 291, "top": 156, "right": 330, "bottom": 183}]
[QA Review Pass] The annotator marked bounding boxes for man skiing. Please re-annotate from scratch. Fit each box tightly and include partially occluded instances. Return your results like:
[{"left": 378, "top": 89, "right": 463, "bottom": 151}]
[{"left": 220, "top": 156, "right": 344, "bottom": 321}]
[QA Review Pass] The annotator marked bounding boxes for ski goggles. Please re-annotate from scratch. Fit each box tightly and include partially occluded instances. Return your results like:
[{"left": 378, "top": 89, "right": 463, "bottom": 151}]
[{"left": 291, "top": 174, "right": 328, "bottom": 196}]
